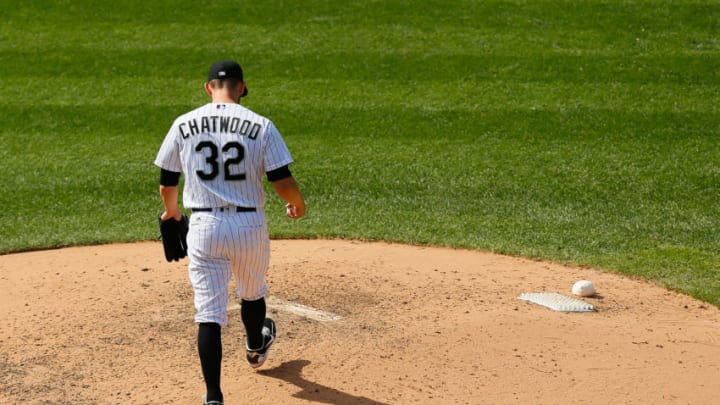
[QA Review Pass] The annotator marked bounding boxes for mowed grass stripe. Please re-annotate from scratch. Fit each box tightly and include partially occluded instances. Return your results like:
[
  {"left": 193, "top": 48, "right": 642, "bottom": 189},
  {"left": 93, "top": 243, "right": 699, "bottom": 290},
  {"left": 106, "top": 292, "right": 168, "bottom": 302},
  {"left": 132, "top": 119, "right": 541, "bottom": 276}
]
[
  {"left": 2, "top": 79, "right": 719, "bottom": 116},
  {"left": 2, "top": 0, "right": 718, "bottom": 31},
  {"left": 1, "top": 104, "right": 717, "bottom": 139},
  {"left": 1, "top": 50, "right": 719, "bottom": 86},
  {"left": 1, "top": 21, "right": 717, "bottom": 56}
]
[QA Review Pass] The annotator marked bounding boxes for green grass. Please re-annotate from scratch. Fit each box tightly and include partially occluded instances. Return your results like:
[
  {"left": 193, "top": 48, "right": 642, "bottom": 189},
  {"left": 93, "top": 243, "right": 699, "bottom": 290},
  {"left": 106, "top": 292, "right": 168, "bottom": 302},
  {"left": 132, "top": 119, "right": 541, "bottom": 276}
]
[{"left": 0, "top": 0, "right": 718, "bottom": 306}]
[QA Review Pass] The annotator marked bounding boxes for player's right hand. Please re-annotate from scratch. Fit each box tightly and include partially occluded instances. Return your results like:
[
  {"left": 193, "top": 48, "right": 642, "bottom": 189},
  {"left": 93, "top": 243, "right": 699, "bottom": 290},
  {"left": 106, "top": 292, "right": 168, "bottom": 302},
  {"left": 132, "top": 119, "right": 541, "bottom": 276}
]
[{"left": 285, "top": 203, "right": 305, "bottom": 219}]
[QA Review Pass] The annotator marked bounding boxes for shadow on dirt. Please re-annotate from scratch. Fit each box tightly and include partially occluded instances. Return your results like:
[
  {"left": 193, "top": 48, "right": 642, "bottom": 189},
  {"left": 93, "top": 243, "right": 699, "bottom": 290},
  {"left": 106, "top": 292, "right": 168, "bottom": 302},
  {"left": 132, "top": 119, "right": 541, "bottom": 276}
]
[{"left": 259, "top": 359, "right": 390, "bottom": 405}]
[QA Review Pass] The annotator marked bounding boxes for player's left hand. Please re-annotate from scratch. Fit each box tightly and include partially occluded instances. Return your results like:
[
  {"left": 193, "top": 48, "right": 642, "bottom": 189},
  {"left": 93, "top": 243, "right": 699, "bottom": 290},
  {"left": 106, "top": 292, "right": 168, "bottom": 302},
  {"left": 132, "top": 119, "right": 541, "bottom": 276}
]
[{"left": 160, "top": 209, "right": 182, "bottom": 221}]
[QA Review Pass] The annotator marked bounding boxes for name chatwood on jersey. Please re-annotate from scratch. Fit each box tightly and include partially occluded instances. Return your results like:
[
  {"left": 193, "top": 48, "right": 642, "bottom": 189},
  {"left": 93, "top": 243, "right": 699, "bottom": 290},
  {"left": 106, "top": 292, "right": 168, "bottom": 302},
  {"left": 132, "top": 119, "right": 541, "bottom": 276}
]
[{"left": 178, "top": 115, "right": 262, "bottom": 140}]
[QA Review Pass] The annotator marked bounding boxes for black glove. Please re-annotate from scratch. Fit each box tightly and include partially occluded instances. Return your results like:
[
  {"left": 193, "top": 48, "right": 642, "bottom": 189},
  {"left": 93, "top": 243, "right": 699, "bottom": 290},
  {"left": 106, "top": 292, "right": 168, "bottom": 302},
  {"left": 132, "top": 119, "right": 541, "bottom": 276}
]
[{"left": 158, "top": 214, "right": 189, "bottom": 262}]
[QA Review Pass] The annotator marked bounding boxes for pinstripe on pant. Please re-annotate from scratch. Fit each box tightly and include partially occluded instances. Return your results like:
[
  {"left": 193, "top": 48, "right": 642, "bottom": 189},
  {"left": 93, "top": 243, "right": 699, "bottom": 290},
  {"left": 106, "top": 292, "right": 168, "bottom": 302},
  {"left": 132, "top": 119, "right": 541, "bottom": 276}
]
[{"left": 187, "top": 210, "right": 270, "bottom": 326}]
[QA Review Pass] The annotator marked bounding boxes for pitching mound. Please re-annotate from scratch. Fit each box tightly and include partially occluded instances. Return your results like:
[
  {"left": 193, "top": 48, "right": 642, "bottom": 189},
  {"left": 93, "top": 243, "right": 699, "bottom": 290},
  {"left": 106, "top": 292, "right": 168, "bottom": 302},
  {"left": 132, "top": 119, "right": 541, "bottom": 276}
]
[{"left": 1, "top": 240, "right": 718, "bottom": 404}]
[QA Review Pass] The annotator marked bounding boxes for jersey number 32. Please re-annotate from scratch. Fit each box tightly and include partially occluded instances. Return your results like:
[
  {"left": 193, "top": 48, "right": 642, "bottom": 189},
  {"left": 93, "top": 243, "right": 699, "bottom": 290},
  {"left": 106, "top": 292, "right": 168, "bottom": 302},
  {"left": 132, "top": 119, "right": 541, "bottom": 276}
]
[{"left": 195, "top": 141, "right": 246, "bottom": 181}]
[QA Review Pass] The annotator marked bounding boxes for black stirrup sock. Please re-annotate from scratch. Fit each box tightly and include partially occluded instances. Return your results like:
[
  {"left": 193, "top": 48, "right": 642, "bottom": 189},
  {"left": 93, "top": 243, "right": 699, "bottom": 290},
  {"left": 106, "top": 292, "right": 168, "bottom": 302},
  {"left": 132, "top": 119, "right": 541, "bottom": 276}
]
[
  {"left": 241, "top": 297, "right": 266, "bottom": 349},
  {"left": 198, "top": 322, "right": 223, "bottom": 402}
]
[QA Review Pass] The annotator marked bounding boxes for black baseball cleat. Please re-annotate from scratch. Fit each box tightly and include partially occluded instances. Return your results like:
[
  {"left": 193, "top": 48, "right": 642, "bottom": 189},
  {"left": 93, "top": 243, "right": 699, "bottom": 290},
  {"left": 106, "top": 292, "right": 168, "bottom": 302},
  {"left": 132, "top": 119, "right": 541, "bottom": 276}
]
[{"left": 246, "top": 318, "right": 276, "bottom": 369}]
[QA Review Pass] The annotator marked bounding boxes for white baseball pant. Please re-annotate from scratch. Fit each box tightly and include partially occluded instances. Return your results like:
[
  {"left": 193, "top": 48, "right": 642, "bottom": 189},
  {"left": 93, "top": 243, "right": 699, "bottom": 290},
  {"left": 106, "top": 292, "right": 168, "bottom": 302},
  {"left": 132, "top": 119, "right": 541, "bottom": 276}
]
[{"left": 186, "top": 210, "right": 270, "bottom": 326}]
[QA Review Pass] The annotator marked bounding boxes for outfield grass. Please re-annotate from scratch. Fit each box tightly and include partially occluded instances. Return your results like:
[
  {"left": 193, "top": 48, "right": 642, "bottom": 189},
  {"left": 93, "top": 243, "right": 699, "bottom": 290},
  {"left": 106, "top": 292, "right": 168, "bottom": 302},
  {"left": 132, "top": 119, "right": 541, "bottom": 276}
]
[{"left": 1, "top": 1, "right": 718, "bottom": 306}]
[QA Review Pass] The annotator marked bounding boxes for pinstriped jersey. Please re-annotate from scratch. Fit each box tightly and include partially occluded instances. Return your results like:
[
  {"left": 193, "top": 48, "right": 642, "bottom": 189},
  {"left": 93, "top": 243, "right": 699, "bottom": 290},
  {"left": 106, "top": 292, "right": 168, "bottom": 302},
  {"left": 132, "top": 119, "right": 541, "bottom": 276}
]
[{"left": 154, "top": 103, "right": 293, "bottom": 209}]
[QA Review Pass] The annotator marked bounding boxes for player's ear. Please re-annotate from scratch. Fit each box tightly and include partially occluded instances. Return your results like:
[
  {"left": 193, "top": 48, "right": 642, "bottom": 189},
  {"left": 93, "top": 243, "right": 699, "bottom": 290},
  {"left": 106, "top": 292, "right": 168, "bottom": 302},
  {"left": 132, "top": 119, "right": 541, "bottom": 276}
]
[{"left": 204, "top": 82, "right": 213, "bottom": 97}]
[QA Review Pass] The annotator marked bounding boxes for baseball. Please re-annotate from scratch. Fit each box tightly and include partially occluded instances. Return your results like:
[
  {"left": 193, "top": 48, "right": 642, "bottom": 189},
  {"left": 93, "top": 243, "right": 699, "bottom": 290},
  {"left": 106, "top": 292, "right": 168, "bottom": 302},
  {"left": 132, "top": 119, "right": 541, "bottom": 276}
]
[{"left": 572, "top": 280, "right": 596, "bottom": 297}]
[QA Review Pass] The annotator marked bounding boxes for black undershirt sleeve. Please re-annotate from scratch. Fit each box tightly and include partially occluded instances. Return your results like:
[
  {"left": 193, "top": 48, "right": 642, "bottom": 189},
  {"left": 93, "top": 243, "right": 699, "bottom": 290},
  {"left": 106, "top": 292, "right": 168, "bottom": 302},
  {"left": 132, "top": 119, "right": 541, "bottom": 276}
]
[
  {"left": 266, "top": 165, "right": 292, "bottom": 182},
  {"left": 161, "top": 166, "right": 288, "bottom": 184},
  {"left": 159, "top": 169, "right": 181, "bottom": 186}
]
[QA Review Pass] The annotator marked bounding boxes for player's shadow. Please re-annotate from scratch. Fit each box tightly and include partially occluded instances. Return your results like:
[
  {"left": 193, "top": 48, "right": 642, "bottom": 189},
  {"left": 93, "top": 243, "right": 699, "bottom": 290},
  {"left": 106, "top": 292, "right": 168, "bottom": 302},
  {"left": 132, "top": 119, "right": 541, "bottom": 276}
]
[{"left": 258, "top": 359, "right": 390, "bottom": 405}]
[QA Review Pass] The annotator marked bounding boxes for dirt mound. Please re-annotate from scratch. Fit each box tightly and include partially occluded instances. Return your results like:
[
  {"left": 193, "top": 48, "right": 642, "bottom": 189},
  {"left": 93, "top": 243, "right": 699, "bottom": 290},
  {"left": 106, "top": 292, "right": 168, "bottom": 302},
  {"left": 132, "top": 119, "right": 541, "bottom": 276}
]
[{"left": 1, "top": 240, "right": 718, "bottom": 404}]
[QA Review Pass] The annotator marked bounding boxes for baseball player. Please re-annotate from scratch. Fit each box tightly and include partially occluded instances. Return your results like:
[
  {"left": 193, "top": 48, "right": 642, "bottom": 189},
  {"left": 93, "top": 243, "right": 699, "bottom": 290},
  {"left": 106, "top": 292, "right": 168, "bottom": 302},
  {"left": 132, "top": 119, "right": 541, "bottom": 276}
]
[{"left": 154, "top": 60, "right": 306, "bottom": 405}]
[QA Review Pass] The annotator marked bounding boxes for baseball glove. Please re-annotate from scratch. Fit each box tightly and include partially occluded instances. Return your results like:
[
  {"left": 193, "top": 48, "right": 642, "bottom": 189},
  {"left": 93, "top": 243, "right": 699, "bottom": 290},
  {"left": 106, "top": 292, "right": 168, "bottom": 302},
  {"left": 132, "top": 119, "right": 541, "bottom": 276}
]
[{"left": 158, "top": 214, "right": 189, "bottom": 262}]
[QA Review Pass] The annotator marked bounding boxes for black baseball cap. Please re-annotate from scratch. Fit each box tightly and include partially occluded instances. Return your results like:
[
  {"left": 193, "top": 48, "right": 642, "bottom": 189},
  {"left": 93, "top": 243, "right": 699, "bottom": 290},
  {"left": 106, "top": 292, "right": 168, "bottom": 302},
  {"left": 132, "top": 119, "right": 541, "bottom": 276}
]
[{"left": 208, "top": 60, "right": 248, "bottom": 97}]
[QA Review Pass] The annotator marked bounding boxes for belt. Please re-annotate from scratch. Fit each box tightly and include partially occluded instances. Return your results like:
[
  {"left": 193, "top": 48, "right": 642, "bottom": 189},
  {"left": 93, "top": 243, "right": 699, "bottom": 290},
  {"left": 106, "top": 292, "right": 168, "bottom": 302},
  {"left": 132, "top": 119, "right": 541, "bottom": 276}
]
[{"left": 191, "top": 207, "right": 256, "bottom": 213}]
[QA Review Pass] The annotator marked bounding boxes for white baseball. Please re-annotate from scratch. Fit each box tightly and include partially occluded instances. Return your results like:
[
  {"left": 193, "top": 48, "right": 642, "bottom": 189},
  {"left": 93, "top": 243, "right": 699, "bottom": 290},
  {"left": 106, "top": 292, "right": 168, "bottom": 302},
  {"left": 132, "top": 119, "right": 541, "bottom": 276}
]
[{"left": 572, "top": 280, "right": 596, "bottom": 297}]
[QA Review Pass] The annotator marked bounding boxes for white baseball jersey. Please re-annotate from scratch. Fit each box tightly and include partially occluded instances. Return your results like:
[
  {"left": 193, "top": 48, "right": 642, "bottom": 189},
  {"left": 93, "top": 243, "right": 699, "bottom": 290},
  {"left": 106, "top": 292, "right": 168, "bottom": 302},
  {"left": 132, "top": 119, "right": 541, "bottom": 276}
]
[{"left": 154, "top": 102, "right": 293, "bottom": 210}]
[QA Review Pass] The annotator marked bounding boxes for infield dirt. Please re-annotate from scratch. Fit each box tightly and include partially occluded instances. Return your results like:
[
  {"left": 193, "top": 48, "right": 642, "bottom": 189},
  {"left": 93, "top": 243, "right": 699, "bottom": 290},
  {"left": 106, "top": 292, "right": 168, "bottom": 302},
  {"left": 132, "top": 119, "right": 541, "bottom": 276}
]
[{"left": 1, "top": 240, "right": 719, "bottom": 404}]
